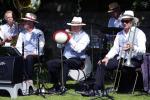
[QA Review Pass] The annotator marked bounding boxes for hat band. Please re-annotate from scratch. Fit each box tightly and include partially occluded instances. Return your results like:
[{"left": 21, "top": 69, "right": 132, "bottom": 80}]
[
  {"left": 26, "top": 16, "right": 36, "bottom": 21},
  {"left": 71, "top": 21, "right": 82, "bottom": 24},
  {"left": 122, "top": 14, "right": 134, "bottom": 18}
]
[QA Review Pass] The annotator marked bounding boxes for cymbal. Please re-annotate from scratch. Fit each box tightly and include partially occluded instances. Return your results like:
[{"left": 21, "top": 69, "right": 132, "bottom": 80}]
[{"left": 101, "top": 27, "right": 123, "bottom": 35}]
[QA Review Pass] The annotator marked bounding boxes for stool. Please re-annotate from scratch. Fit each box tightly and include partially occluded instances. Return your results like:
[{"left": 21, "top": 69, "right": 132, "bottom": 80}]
[
  {"left": 68, "top": 56, "right": 92, "bottom": 81},
  {"left": 114, "top": 67, "right": 142, "bottom": 94}
]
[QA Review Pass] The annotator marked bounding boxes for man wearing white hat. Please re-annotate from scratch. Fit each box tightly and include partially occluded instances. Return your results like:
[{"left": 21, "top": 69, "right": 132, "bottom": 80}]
[
  {"left": 47, "top": 16, "right": 90, "bottom": 94},
  {"left": 82, "top": 10, "right": 146, "bottom": 96},
  {"left": 16, "top": 13, "right": 45, "bottom": 80}
]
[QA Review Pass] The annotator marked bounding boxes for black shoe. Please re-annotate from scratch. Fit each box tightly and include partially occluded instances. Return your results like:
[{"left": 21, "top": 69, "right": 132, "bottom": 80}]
[
  {"left": 48, "top": 85, "right": 61, "bottom": 94},
  {"left": 59, "top": 86, "right": 67, "bottom": 95},
  {"left": 81, "top": 89, "right": 101, "bottom": 97}
]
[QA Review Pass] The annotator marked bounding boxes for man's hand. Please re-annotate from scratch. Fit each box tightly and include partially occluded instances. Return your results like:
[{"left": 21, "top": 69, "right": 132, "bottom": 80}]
[
  {"left": 97, "top": 57, "right": 109, "bottom": 66},
  {"left": 5, "top": 36, "right": 12, "bottom": 42},
  {"left": 65, "top": 29, "right": 72, "bottom": 41},
  {"left": 0, "top": 40, "right": 5, "bottom": 46},
  {"left": 122, "top": 42, "right": 133, "bottom": 51}
]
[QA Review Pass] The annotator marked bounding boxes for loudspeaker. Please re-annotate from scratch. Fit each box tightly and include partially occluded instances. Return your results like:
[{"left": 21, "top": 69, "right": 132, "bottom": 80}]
[{"left": 0, "top": 56, "right": 23, "bottom": 84}]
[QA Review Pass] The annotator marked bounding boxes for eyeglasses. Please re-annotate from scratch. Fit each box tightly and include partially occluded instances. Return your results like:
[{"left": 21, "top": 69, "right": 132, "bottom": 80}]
[{"left": 121, "top": 20, "right": 132, "bottom": 23}]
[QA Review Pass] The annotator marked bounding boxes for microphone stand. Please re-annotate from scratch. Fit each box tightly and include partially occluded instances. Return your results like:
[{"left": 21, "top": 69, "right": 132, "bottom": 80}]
[
  {"left": 35, "top": 34, "right": 46, "bottom": 97},
  {"left": 54, "top": 44, "right": 67, "bottom": 95},
  {"left": 59, "top": 44, "right": 66, "bottom": 95}
]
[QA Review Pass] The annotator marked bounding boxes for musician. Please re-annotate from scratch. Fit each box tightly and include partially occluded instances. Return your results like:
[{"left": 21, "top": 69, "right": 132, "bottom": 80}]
[
  {"left": 47, "top": 16, "right": 90, "bottom": 94},
  {"left": 82, "top": 10, "right": 146, "bottom": 96},
  {"left": 15, "top": 13, "right": 45, "bottom": 80},
  {"left": 107, "top": 2, "right": 123, "bottom": 28},
  {"left": 0, "top": 10, "right": 19, "bottom": 46}
]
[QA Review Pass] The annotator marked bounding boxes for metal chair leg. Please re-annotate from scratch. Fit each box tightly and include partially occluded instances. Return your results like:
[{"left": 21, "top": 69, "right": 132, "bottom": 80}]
[
  {"left": 132, "top": 71, "right": 139, "bottom": 94},
  {"left": 113, "top": 70, "right": 122, "bottom": 92},
  {"left": 115, "top": 70, "right": 122, "bottom": 92}
]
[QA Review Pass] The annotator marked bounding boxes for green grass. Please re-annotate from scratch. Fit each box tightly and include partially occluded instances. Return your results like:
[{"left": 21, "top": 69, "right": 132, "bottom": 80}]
[{"left": 0, "top": 80, "right": 150, "bottom": 100}]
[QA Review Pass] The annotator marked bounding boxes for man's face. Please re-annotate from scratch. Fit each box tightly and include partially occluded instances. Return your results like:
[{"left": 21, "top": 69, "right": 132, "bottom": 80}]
[
  {"left": 121, "top": 18, "right": 133, "bottom": 29},
  {"left": 71, "top": 26, "right": 82, "bottom": 32},
  {"left": 23, "top": 20, "right": 34, "bottom": 30},
  {"left": 5, "top": 13, "right": 14, "bottom": 24},
  {"left": 109, "top": 9, "right": 120, "bottom": 19}
]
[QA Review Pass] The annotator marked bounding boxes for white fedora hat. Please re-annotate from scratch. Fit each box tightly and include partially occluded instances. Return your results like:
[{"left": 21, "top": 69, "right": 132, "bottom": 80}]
[
  {"left": 21, "top": 13, "right": 38, "bottom": 23},
  {"left": 121, "top": 10, "right": 135, "bottom": 20},
  {"left": 67, "top": 16, "right": 86, "bottom": 26}
]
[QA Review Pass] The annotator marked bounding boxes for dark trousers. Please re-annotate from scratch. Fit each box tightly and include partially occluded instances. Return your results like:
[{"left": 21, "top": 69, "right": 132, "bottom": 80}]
[
  {"left": 24, "top": 55, "right": 39, "bottom": 80},
  {"left": 94, "top": 57, "right": 142, "bottom": 90},
  {"left": 141, "top": 53, "right": 150, "bottom": 92},
  {"left": 46, "top": 57, "right": 84, "bottom": 86}
]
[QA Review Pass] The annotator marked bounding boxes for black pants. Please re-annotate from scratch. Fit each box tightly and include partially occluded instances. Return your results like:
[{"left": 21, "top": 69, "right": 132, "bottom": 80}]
[
  {"left": 46, "top": 57, "right": 84, "bottom": 86},
  {"left": 24, "top": 55, "right": 39, "bottom": 80},
  {"left": 94, "top": 57, "right": 142, "bottom": 90}
]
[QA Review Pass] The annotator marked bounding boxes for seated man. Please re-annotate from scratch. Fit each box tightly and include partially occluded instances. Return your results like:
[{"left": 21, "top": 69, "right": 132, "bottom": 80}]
[
  {"left": 15, "top": 13, "right": 45, "bottom": 81},
  {"left": 46, "top": 16, "right": 90, "bottom": 94},
  {"left": 0, "top": 10, "right": 19, "bottom": 46},
  {"left": 82, "top": 10, "right": 146, "bottom": 96}
]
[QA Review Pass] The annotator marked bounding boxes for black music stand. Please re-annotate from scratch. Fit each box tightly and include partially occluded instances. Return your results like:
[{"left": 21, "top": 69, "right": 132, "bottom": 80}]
[
  {"left": 34, "top": 35, "right": 46, "bottom": 97},
  {"left": 0, "top": 47, "right": 22, "bottom": 56},
  {"left": 58, "top": 44, "right": 67, "bottom": 95}
]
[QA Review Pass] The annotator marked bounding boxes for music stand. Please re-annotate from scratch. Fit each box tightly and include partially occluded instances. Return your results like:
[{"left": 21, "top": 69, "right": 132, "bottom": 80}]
[
  {"left": 58, "top": 44, "right": 67, "bottom": 95},
  {"left": 0, "top": 46, "right": 22, "bottom": 56},
  {"left": 34, "top": 35, "right": 46, "bottom": 97}
]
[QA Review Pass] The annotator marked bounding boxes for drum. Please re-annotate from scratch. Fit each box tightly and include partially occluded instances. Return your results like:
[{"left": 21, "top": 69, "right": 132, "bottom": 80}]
[{"left": 68, "top": 56, "right": 92, "bottom": 81}]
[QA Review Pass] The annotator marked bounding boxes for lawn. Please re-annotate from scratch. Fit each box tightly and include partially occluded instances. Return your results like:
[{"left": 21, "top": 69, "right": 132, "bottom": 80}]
[{"left": 0, "top": 80, "right": 150, "bottom": 100}]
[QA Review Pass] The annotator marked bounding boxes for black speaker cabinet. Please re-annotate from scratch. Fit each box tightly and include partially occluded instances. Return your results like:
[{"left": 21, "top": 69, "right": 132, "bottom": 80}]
[{"left": 0, "top": 56, "right": 23, "bottom": 84}]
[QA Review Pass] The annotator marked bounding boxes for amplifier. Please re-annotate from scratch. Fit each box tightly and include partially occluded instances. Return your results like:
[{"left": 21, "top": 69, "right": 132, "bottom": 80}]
[{"left": 0, "top": 56, "right": 23, "bottom": 84}]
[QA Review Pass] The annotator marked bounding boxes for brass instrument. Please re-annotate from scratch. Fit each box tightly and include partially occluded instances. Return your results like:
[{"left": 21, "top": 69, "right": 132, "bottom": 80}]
[
  {"left": 13, "top": 0, "right": 41, "bottom": 17},
  {"left": 122, "top": 17, "right": 139, "bottom": 67},
  {"left": 122, "top": 27, "right": 137, "bottom": 67}
]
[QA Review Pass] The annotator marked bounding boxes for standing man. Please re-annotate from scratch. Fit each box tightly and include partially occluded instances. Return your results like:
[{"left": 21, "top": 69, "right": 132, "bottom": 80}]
[
  {"left": 82, "top": 10, "right": 146, "bottom": 96},
  {"left": 15, "top": 13, "right": 45, "bottom": 81},
  {"left": 0, "top": 10, "right": 19, "bottom": 46},
  {"left": 47, "top": 16, "right": 90, "bottom": 94}
]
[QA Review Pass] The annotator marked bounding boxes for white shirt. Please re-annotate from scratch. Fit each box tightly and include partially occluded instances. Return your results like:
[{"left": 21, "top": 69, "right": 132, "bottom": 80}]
[
  {"left": 63, "top": 30, "right": 90, "bottom": 59},
  {"left": 0, "top": 23, "right": 18, "bottom": 46},
  {"left": 106, "top": 26, "right": 146, "bottom": 60},
  {"left": 0, "top": 23, "right": 18, "bottom": 37},
  {"left": 108, "top": 15, "right": 123, "bottom": 28},
  {"left": 15, "top": 28, "right": 45, "bottom": 57}
]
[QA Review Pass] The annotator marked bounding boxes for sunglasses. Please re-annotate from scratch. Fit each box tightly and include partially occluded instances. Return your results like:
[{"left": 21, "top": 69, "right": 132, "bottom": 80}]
[{"left": 121, "top": 20, "right": 132, "bottom": 23}]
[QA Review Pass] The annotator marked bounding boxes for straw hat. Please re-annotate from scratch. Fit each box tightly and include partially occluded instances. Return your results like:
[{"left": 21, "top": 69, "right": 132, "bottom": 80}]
[
  {"left": 121, "top": 10, "right": 134, "bottom": 20},
  {"left": 21, "top": 13, "right": 38, "bottom": 23},
  {"left": 67, "top": 16, "right": 86, "bottom": 26}
]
